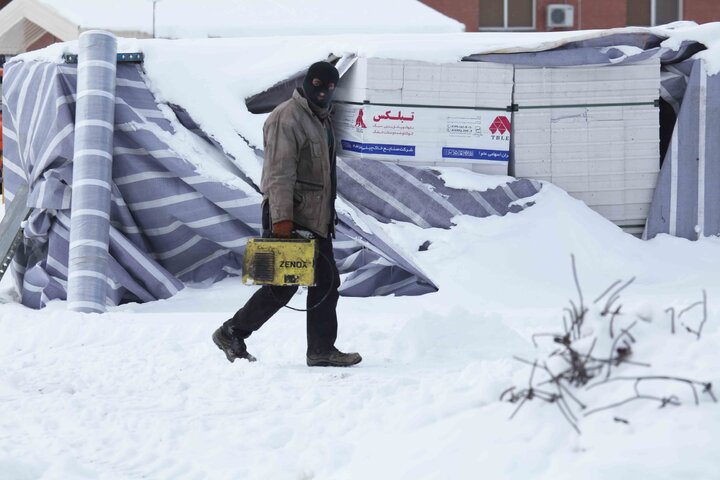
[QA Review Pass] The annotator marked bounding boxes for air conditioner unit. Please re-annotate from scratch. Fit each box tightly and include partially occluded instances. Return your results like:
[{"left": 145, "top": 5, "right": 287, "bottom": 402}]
[{"left": 547, "top": 4, "right": 574, "bottom": 28}]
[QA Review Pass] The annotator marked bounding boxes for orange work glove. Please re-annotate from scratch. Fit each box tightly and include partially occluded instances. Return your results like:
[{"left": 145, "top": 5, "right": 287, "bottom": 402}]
[{"left": 272, "top": 220, "right": 293, "bottom": 238}]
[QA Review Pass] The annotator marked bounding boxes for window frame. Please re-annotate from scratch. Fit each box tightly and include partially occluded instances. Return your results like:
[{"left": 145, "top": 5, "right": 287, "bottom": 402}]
[
  {"left": 478, "top": 0, "right": 537, "bottom": 31},
  {"left": 650, "top": 0, "right": 683, "bottom": 26}
]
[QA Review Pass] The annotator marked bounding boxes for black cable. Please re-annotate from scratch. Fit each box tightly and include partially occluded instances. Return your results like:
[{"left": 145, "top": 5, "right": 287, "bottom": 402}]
[{"left": 268, "top": 248, "right": 336, "bottom": 312}]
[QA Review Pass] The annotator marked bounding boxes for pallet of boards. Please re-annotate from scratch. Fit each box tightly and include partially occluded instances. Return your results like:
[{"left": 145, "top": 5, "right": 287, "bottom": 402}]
[
  {"left": 511, "top": 60, "right": 661, "bottom": 234},
  {"left": 334, "top": 58, "right": 514, "bottom": 175}
]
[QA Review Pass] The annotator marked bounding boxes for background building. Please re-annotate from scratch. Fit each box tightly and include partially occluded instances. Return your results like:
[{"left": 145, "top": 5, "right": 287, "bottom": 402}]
[
  {"left": 0, "top": 0, "right": 462, "bottom": 55},
  {"left": 421, "top": 0, "right": 719, "bottom": 32}
]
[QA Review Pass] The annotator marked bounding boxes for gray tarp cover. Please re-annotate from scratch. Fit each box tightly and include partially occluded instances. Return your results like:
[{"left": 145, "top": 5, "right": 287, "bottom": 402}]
[
  {"left": 4, "top": 31, "right": 716, "bottom": 309},
  {"left": 66, "top": 31, "right": 117, "bottom": 313},
  {"left": 644, "top": 58, "right": 720, "bottom": 239},
  {"left": 2, "top": 61, "right": 539, "bottom": 309}
]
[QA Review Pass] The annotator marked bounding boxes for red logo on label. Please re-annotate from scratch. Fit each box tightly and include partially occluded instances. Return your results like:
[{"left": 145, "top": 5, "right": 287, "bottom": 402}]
[
  {"left": 355, "top": 108, "right": 367, "bottom": 129},
  {"left": 489, "top": 116, "right": 511, "bottom": 135}
]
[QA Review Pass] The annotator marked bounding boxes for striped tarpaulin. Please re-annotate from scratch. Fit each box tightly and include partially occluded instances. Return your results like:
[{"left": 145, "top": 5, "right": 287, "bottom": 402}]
[
  {"left": 645, "top": 58, "right": 720, "bottom": 240},
  {"left": 2, "top": 58, "right": 541, "bottom": 309},
  {"left": 67, "top": 31, "right": 117, "bottom": 313},
  {"left": 337, "top": 157, "right": 540, "bottom": 229}
]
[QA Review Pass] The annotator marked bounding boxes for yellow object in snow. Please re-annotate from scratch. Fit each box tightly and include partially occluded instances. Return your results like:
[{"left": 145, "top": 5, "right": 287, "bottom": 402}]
[{"left": 242, "top": 238, "right": 317, "bottom": 287}]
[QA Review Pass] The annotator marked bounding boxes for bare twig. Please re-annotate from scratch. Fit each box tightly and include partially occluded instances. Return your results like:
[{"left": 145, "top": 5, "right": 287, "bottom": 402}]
[
  {"left": 557, "top": 389, "right": 579, "bottom": 422},
  {"left": 609, "top": 305, "right": 623, "bottom": 338},
  {"left": 528, "top": 360, "right": 538, "bottom": 388},
  {"left": 531, "top": 332, "right": 563, "bottom": 347},
  {"left": 556, "top": 400, "right": 582, "bottom": 434},
  {"left": 584, "top": 354, "right": 649, "bottom": 368},
  {"left": 665, "top": 307, "right": 676, "bottom": 334},
  {"left": 681, "top": 290, "right": 708, "bottom": 340},
  {"left": 499, "top": 386, "right": 516, "bottom": 402},
  {"left": 601, "top": 277, "right": 636, "bottom": 316},
  {"left": 584, "top": 394, "right": 681, "bottom": 417},
  {"left": 540, "top": 363, "right": 587, "bottom": 409},
  {"left": 678, "top": 300, "right": 703, "bottom": 318},
  {"left": 594, "top": 279, "right": 622, "bottom": 305},
  {"left": 586, "top": 375, "right": 717, "bottom": 404},
  {"left": 503, "top": 255, "right": 712, "bottom": 433},
  {"left": 703, "top": 383, "right": 717, "bottom": 402},
  {"left": 605, "top": 321, "right": 638, "bottom": 379},
  {"left": 509, "top": 396, "right": 528, "bottom": 419},
  {"left": 570, "top": 254, "right": 584, "bottom": 310},
  {"left": 569, "top": 300, "right": 583, "bottom": 340},
  {"left": 583, "top": 337, "right": 598, "bottom": 366},
  {"left": 633, "top": 379, "right": 642, "bottom": 397},
  {"left": 512, "top": 356, "right": 537, "bottom": 368},
  {"left": 563, "top": 307, "right": 575, "bottom": 333},
  {"left": 616, "top": 359, "right": 652, "bottom": 368},
  {"left": 699, "top": 289, "right": 708, "bottom": 339}
]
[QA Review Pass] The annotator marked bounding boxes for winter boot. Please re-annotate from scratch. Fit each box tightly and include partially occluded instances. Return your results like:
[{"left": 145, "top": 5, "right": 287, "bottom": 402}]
[
  {"left": 212, "top": 326, "right": 256, "bottom": 363},
  {"left": 307, "top": 347, "right": 362, "bottom": 367}
]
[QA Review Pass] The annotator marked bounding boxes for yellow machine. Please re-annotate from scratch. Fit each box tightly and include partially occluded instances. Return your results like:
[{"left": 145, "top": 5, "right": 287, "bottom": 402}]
[{"left": 243, "top": 238, "right": 318, "bottom": 287}]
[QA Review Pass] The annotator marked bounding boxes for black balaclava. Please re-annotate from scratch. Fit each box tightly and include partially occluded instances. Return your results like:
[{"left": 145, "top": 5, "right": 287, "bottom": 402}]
[{"left": 302, "top": 61, "right": 339, "bottom": 109}]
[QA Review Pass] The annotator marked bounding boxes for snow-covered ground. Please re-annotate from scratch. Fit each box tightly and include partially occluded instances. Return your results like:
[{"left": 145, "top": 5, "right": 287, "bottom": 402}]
[
  {"left": 1, "top": 180, "right": 718, "bottom": 480},
  {"left": 3, "top": 21, "right": 720, "bottom": 479}
]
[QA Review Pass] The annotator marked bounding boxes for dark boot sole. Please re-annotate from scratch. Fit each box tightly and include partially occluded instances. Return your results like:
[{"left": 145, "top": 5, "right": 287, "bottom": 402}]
[
  {"left": 212, "top": 329, "right": 256, "bottom": 363},
  {"left": 306, "top": 357, "right": 362, "bottom": 367}
]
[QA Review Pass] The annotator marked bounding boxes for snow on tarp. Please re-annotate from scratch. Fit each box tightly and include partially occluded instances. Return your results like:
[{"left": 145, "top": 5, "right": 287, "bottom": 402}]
[
  {"left": 20, "top": 24, "right": 717, "bottom": 187},
  {"left": 3, "top": 61, "right": 448, "bottom": 308},
  {"left": 36, "top": 0, "right": 464, "bottom": 37},
  {"left": 114, "top": 23, "right": 720, "bottom": 241},
  {"left": 336, "top": 158, "right": 540, "bottom": 229},
  {"left": 6, "top": 23, "right": 720, "bottom": 308}
]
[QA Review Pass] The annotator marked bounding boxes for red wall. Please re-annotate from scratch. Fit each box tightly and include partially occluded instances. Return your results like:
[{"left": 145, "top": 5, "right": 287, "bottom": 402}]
[
  {"left": 422, "top": 0, "right": 478, "bottom": 31},
  {"left": 537, "top": 0, "right": 627, "bottom": 31},
  {"left": 421, "top": 0, "right": 719, "bottom": 32},
  {"left": 685, "top": 0, "right": 720, "bottom": 23},
  {"left": 27, "top": 32, "right": 61, "bottom": 52}
]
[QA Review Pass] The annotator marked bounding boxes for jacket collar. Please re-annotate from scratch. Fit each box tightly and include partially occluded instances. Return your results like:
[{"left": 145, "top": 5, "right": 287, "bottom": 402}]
[
  {"left": 292, "top": 88, "right": 313, "bottom": 116},
  {"left": 292, "top": 88, "right": 334, "bottom": 119}
]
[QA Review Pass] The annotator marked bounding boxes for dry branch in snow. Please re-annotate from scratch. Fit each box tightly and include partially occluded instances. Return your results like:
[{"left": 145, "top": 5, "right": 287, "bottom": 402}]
[{"left": 501, "top": 256, "right": 716, "bottom": 434}]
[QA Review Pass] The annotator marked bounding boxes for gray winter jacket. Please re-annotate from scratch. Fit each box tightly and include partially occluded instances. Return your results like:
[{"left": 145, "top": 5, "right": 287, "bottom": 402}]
[{"left": 261, "top": 89, "right": 335, "bottom": 238}]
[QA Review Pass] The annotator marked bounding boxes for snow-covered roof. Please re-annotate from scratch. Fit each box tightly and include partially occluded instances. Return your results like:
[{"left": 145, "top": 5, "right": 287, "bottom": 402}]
[
  {"left": 0, "top": 0, "right": 464, "bottom": 53},
  {"left": 16, "top": 22, "right": 718, "bottom": 189},
  {"left": 40, "top": 0, "right": 464, "bottom": 36}
]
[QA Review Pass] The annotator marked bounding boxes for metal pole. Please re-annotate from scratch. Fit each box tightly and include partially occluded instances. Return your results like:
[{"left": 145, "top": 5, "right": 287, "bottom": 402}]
[{"left": 651, "top": 0, "right": 657, "bottom": 26}]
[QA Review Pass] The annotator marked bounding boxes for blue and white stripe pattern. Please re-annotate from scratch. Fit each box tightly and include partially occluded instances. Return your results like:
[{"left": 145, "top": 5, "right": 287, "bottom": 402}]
[
  {"left": 2, "top": 59, "right": 439, "bottom": 308},
  {"left": 337, "top": 157, "right": 540, "bottom": 229},
  {"left": 3, "top": 60, "right": 192, "bottom": 308},
  {"left": 2, "top": 56, "right": 544, "bottom": 309},
  {"left": 645, "top": 59, "right": 720, "bottom": 240},
  {"left": 67, "top": 31, "right": 117, "bottom": 313}
]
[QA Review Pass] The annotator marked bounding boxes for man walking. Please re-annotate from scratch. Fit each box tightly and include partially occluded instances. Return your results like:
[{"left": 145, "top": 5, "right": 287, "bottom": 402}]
[{"left": 213, "top": 61, "right": 362, "bottom": 367}]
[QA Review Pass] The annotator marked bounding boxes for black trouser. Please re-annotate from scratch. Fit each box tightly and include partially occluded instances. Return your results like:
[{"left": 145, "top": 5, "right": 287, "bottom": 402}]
[{"left": 224, "top": 234, "right": 340, "bottom": 355}]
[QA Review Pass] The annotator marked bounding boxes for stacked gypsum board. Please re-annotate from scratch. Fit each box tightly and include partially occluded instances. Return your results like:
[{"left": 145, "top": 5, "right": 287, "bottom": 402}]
[{"left": 512, "top": 59, "right": 661, "bottom": 234}]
